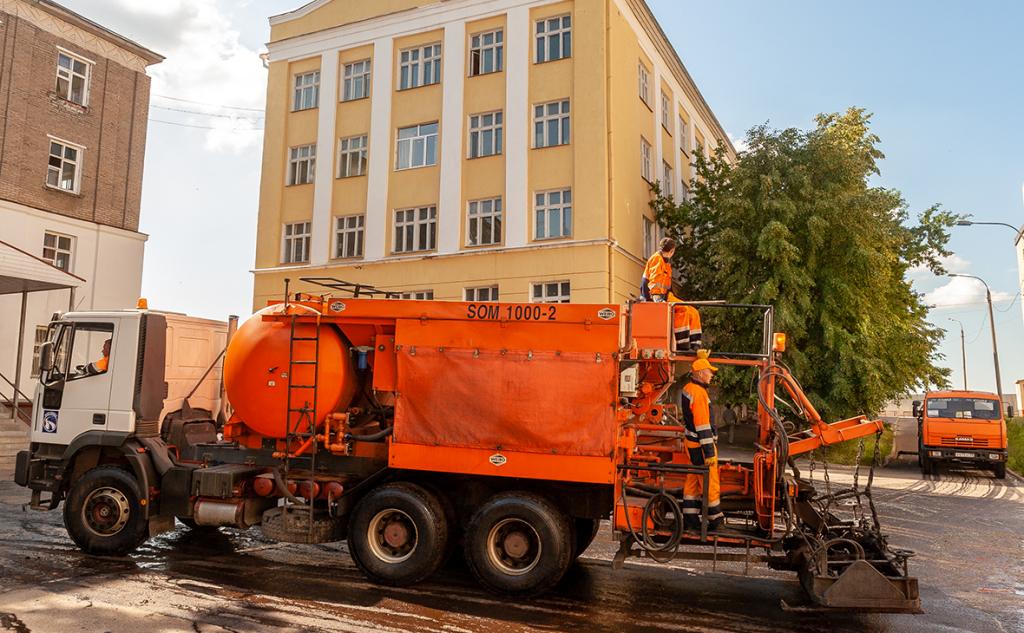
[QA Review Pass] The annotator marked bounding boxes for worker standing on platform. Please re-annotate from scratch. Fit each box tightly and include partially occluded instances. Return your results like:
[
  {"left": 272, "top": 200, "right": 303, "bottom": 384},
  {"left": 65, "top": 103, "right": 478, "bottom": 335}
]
[
  {"left": 640, "top": 237, "right": 702, "bottom": 352},
  {"left": 681, "top": 350, "right": 724, "bottom": 531}
]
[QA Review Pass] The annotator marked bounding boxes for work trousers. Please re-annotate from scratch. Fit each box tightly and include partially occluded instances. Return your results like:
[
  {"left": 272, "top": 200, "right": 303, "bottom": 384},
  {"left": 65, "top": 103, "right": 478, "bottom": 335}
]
[
  {"left": 682, "top": 442, "right": 723, "bottom": 522},
  {"left": 652, "top": 294, "right": 703, "bottom": 351}
]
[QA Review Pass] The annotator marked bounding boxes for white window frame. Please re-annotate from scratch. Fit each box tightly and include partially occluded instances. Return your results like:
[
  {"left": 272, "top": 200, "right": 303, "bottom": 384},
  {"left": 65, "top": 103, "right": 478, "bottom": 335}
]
[
  {"left": 342, "top": 60, "right": 371, "bottom": 101},
  {"left": 399, "top": 290, "right": 434, "bottom": 300},
  {"left": 399, "top": 43, "right": 442, "bottom": 90},
  {"left": 640, "top": 137, "right": 652, "bottom": 182},
  {"left": 662, "top": 161, "right": 673, "bottom": 197},
  {"left": 281, "top": 221, "right": 311, "bottom": 264},
  {"left": 533, "top": 99, "right": 570, "bottom": 149},
  {"left": 334, "top": 214, "right": 365, "bottom": 259},
  {"left": 287, "top": 144, "right": 316, "bottom": 185},
  {"left": 534, "top": 188, "right": 572, "bottom": 240},
  {"left": 680, "top": 180, "right": 691, "bottom": 202},
  {"left": 396, "top": 122, "right": 439, "bottom": 170},
  {"left": 660, "top": 91, "right": 671, "bottom": 130},
  {"left": 469, "top": 110, "right": 503, "bottom": 158},
  {"left": 293, "top": 70, "right": 320, "bottom": 111},
  {"left": 643, "top": 217, "right": 665, "bottom": 260},
  {"left": 46, "top": 136, "right": 84, "bottom": 194},
  {"left": 42, "top": 231, "right": 74, "bottom": 271},
  {"left": 535, "top": 14, "right": 572, "bottom": 63},
  {"left": 679, "top": 114, "right": 689, "bottom": 153},
  {"left": 55, "top": 48, "right": 92, "bottom": 107},
  {"left": 31, "top": 325, "right": 49, "bottom": 378},
  {"left": 467, "top": 197, "right": 503, "bottom": 247},
  {"left": 393, "top": 205, "right": 437, "bottom": 253},
  {"left": 638, "top": 62, "right": 651, "bottom": 106},
  {"left": 469, "top": 29, "right": 504, "bottom": 76},
  {"left": 531, "top": 280, "right": 570, "bottom": 304},
  {"left": 337, "top": 134, "right": 368, "bottom": 178},
  {"left": 465, "top": 285, "right": 499, "bottom": 302}
]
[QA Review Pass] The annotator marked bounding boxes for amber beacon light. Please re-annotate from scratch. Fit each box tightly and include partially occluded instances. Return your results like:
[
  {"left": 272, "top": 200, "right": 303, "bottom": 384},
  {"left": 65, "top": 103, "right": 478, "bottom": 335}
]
[{"left": 772, "top": 332, "right": 787, "bottom": 353}]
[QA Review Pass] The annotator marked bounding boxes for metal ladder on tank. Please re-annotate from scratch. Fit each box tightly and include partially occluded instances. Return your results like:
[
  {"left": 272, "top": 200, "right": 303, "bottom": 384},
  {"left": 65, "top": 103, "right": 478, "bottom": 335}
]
[{"left": 283, "top": 311, "right": 321, "bottom": 540}]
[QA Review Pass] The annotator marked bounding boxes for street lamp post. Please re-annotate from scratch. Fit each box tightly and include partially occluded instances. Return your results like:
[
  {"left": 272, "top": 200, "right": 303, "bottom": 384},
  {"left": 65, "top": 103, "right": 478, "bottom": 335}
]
[
  {"left": 948, "top": 317, "right": 967, "bottom": 390},
  {"left": 949, "top": 274, "right": 1003, "bottom": 404},
  {"left": 955, "top": 219, "right": 1024, "bottom": 244}
]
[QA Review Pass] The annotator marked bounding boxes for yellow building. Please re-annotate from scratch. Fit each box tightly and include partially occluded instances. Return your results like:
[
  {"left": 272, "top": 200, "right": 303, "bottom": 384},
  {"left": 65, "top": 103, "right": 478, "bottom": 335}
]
[{"left": 254, "top": 0, "right": 735, "bottom": 309}]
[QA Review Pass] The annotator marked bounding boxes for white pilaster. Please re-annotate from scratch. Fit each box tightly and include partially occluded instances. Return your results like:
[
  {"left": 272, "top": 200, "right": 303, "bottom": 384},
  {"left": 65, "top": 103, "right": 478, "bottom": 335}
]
[
  {"left": 672, "top": 98, "right": 682, "bottom": 204},
  {"left": 364, "top": 38, "right": 394, "bottom": 260},
  {"left": 438, "top": 22, "right": 466, "bottom": 254},
  {"left": 653, "top": 68, "right": 663, "bottom": 196},
  {"left": 310, "top": 50, "right": 340, "bottom": 265},
  {"left": 504, "top": 6, "right": 530, "bottom": 248}
]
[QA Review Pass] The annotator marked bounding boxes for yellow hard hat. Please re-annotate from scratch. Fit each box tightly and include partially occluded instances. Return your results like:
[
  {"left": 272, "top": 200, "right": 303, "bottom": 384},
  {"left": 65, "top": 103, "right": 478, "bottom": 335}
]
[{"left": 691, "top": 349, "right": 718, "bottom": 373}]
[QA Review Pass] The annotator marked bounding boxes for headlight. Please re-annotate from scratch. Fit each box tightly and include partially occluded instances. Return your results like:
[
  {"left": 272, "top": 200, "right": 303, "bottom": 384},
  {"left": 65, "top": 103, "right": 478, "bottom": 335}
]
[
  {"left": 930, "top": 451, "right": 942, "bottom": 457},
  {"left": 989, "top": 453, "right": 1001, "bottom": 460}
]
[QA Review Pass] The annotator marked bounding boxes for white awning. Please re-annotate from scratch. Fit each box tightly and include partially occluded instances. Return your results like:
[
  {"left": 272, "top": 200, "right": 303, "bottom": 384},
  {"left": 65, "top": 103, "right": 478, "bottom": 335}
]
[{"left": 0, "top": 239, "right": 84, "bottom": 295}]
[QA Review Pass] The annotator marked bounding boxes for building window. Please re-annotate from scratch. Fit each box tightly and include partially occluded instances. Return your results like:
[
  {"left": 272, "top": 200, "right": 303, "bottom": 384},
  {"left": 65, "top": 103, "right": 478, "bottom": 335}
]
[
  {"left": 282, "top": 221, "right": 311, "bottom": 264},
  {"left": 467, "top": 197, "right": 502, "bottom": 246},
  {"left": 399, "top": 44, "right": 441, "bottom": 90},
  {"left": 535, "top": 189, "right": 571, "bottom": 240},
  {"left": 679, "top": 115, "right": 689, "bottom": 153},
  {"left": 638, "top": 62, "right": 651, "bottom": 106},
  {"left": 532, "top": 280, "right": 570, "bottom": 304},
  {"left": 55, "top": 50, "right": 91, "bottom": 106},
  {"left": 338, "top": 135, "right": 368, "bottom": 178},
  {"left": 534, "top": 99, "right": 570, "bottom": 148},
  {"left": 394, "top": 206, "right": 437, "bottom": 253},
  {"left": 465, "top": 285, "right": 499, "bottom": 302},
  {"left": 640, "top": 137, "right": 652, "bottom": 182},
  {"left": 470, "top": 29, "right": 503, "bottom": 76},
  {"left": 680, "top": 180, "right": 691, "bottom": 201},
  {"left": 46, "top": 138, "right": 83, "bottom": 193},
  {"left": 42, "top": 232, "right": 73, "bottom": 271},
  {"left": 31, "top": 326, "right": 49, "bottom": 378},
  {"left": 643, "top": 217, "right": 665, "bottom": 259},
  {"left": 660, "top": 91, "right": 671, "bottom": 129},
  {"left": 469, "top": 111, "right": 503, "bottom": 158},
  {"left": 293, "top": 71, "right": 320, "bottom": 111},
  {"left": 334, "top": 215, "right": 365, "bottom": 259},
  {"left": 535, "top": 14, "right": 571, "bottom": 63},
  {"left": 342, "top": 60, "right": 371, "bottom": 101},
  {"left": 399, "top": 290, "right": 434, "bottom": 300},
  {"left": 662, "top": 161, "right": 673, "bottom": 196},
  {"left": 287, "top": 144, "right": 316, "bottom": 185},
  {"left": 396, "top": 122, "right": 438, "bottom": 170}
]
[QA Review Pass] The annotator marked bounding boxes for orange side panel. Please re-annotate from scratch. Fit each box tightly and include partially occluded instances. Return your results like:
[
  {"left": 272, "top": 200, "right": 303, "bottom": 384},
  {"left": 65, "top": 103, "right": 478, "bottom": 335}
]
[
  {"left": 630, "top": 302, "right": 672, "bottom": 353},
  {"left": 393, "top": 345, "right": 618, "bottom": 458},
  {"left": 389, "top": 442, "right": 616, "bottom": 484}
]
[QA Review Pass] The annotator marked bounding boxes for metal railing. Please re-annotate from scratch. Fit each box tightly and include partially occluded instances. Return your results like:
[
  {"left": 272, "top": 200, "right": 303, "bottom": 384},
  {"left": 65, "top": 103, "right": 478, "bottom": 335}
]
[{"left": 0, "top": 371, "right": 31, "bottom": 425}]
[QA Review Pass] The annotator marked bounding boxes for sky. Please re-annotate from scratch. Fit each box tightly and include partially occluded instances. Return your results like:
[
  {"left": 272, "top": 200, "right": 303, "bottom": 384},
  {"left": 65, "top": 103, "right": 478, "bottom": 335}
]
[{"left": 60, "top": 0, "right": 1024, "bottom": 398}]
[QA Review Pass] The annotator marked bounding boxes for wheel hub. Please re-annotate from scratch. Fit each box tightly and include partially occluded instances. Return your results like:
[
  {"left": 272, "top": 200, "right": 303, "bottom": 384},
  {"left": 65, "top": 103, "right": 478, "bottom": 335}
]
[
  {"left": 503, "top": 530, "right": 530, "bottom": 559},
  {"left": 487, "top": 519, "right": 542, "bottom": 576},
  {"left": 383, "top": 520, "right": 410, "bottom": 548},
  {"left": 367, "top": 509, "right": 418, "bottom": 563},
  {"left": 82, "top": 487, "right": 130, "bottom": 537}
]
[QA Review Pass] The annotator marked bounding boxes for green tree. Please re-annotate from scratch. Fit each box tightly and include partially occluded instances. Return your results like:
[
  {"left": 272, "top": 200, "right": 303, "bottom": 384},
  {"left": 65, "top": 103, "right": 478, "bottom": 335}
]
[{"left": 653, "top": 108, "right": 955, "bottom": 419}]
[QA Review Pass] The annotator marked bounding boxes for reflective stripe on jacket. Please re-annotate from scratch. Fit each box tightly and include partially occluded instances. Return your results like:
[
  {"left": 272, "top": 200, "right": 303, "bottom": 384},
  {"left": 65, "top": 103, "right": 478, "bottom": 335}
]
[
  {"left": 642, "top": 252, "right": 672, "bottom": 296},
  {"left": 680, "top": 381, "right": 716, "bottom": 464}
]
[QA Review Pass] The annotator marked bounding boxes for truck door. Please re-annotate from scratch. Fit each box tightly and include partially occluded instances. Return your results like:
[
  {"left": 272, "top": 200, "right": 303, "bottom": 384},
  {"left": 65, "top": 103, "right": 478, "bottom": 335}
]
[{"left": 34, "top": 320, "right": 116, "bottom": 446}]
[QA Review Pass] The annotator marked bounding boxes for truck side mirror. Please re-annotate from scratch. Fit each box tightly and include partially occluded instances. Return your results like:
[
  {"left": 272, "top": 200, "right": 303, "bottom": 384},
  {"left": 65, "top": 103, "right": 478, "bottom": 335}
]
[
  {"left": 39, "top": 341, "right": 54, "bottom": 374},
  {"left": 911, "top": 401, "right": 921, "bottom": 419}
]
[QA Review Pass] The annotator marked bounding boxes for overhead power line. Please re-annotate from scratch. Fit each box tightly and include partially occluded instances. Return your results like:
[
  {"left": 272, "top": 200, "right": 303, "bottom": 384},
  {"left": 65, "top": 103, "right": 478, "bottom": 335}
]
[
  {"left": 151, "top": 104, "right": 264, "bottom": 120},
  {"left": 153, "top": 93, "right": 265, "bottom": 113},
  {"left": 149, "top": 118, "right": 263, "bottom": 131}
]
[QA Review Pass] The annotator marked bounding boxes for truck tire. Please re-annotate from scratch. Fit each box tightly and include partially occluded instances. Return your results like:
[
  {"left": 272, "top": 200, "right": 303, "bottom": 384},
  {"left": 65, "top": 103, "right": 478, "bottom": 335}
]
[
  {"left": 572, "top": 518, "right": 600, "bottom": 559},
  {"left": 63, "top": 466, "right": 149, "bottom": 556},
  {"left": 464, "top": 492, "right": 572, "bottom": 597},
  {"left": 348, "top": 482, "right": 449, "bottom": 586},
  {"left": 994, "top": 463, "right": 1006, "bottom": 480}
]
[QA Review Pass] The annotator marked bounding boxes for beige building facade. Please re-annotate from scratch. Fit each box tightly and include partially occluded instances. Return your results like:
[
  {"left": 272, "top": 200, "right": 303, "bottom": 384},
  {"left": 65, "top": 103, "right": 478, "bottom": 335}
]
[{"left": 254, "top": 0, "right": 734, "bottom": 309}]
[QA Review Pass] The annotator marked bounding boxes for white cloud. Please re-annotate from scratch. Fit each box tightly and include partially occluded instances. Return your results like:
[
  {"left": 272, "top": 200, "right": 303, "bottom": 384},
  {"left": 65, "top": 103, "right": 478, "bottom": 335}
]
[
  {"left": 923, "top": 276, "right": 1012, "bottom": 309},
  {"left": 728, "top": 131, "right": 750, "bottom": 153},
  {"left": 64, "top": 0, "right": 267, "bottom": 154},
  {"left": 909, "top": 252, "right": 971, "bottom": 278}
]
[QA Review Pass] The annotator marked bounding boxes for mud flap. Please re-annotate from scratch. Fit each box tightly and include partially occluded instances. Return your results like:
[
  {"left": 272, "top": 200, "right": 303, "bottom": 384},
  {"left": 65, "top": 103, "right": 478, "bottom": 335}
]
[{"left": 786, "top": 560, "right": 921, "bottom": 613}]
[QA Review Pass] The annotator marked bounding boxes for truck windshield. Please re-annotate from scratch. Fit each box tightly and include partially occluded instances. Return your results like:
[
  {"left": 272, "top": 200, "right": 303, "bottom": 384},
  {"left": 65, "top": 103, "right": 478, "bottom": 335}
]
[{"left": 925, "top": 398, "right": 1001, "bottom": 421}]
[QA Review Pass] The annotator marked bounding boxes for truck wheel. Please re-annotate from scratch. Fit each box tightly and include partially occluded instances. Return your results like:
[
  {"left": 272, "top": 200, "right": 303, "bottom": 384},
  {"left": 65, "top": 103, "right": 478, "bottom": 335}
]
[
  {"left": 464, "top": 492, "right": 572, "bottom": 597},
  {"left": 994, "top": 463, "right": 1006, "bottom": 480},
  {"left": 572, "top": 518, "right": 600, "bottom": 559},
  {"left": 348, "top": 482, "right": 448, "bottom": 586},
  {"left": 63, "top": 466, "right": 148, "bottom": 556}
]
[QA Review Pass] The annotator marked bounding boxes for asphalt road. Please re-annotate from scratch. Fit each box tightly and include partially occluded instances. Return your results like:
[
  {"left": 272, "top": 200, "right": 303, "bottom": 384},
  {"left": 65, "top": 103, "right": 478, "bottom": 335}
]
[{"left": 0, "top": 460, "right": 1020, "bottom": 633}]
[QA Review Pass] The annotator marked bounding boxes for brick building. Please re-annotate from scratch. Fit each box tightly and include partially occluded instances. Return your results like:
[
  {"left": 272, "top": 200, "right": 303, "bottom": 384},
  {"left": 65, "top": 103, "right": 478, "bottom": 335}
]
[{"left": 0, "top": 0, "right": 161, "bottom": 468}]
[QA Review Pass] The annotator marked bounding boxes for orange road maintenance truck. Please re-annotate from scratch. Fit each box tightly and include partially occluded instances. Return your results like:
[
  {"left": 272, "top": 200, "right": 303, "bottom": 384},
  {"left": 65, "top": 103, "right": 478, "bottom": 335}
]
[
  {"left": 15, "top": 278, "right": 920, "bottom": 612},
  {"left": 913, "top": 390, "right": 1009, "bottom": 478}
]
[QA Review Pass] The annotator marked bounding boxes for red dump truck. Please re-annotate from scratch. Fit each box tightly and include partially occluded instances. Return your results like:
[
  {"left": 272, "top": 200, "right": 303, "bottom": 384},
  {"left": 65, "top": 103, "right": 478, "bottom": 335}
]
[{"left": 15, "top": 279, "right": 919, "bottom": 611}]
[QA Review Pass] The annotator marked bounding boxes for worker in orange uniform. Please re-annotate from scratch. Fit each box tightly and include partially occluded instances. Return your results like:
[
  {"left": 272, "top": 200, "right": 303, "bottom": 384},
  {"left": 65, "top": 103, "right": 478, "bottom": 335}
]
[
  {"left": 681, "top": 350, "right": 724, "bottom": 531},
  {"left": 640, "top": 237, "right": 702, "bottom": 352},
  {"left": 86, "top": 338, "right": 111, "bottom": 375}
]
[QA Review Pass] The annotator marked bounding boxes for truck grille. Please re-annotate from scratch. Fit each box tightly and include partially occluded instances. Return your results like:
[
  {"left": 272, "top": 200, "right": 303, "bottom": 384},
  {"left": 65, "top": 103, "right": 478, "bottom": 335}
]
[{"left": 939, "top": 437, "right": 989, "bottom": 448}]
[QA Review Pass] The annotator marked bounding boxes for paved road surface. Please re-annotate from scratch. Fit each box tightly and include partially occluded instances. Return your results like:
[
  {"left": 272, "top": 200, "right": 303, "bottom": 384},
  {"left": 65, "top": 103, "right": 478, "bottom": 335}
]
[{"left": 0, "top": 459, "right": 1020, "bottom": 633}]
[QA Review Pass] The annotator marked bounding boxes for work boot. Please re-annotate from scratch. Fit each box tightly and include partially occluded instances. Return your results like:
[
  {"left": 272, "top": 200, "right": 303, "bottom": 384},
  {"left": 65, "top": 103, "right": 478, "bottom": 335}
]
[
  {"left": 707, "top": 517, "right": 726, "bottom": 532},
  {"left": 683, "top": 515, "right": 701, "bottom": 531}
]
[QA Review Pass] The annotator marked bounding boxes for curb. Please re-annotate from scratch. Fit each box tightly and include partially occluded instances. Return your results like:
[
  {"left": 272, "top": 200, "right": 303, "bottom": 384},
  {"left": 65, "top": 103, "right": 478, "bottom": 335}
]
[{"left": 1007, "top": 467, "right": 1024, "bottom": 484}]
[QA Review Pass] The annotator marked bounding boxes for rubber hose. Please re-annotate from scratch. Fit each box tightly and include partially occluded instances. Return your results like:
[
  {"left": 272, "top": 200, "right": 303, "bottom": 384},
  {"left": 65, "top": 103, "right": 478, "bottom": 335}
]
[
  {"left": 272, "top": 466, "right": 304, "bottom": 504},
  {"left": 344, "top": 425, "right": 394, "bottom": 442},
  {"left": 640, "top": 491, "right": 683, "bottom": 552}
]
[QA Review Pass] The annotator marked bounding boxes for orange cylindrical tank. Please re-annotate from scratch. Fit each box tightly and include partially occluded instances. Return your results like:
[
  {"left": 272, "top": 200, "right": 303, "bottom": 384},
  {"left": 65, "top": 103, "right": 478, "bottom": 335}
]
[{"left": 223, "top": 309, "right": 358, "bottom": 438}]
